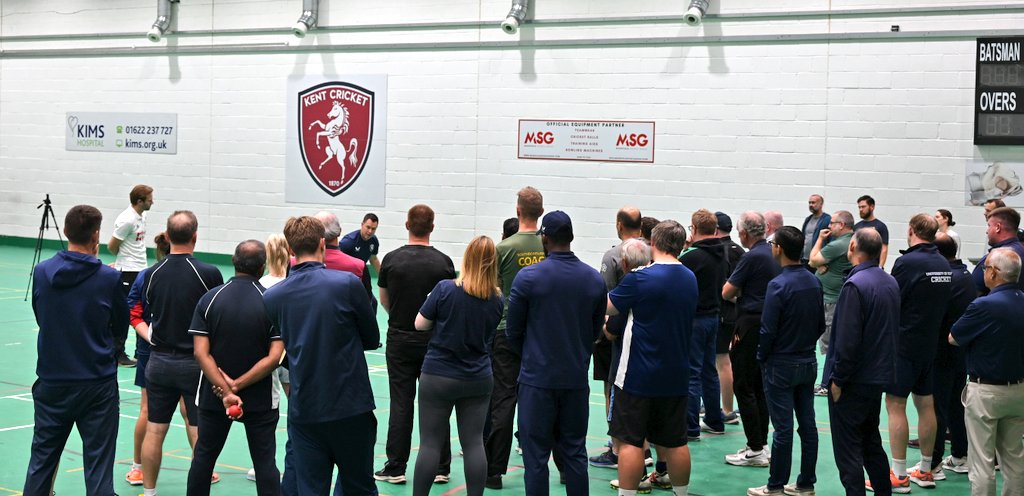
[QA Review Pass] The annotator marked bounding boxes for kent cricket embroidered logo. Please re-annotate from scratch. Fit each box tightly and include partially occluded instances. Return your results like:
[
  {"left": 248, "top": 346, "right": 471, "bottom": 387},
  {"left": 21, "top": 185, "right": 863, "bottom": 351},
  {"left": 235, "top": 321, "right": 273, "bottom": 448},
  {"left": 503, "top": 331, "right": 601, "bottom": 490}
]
[{"left": 298, "top": 82, "right": 375, "bottom": 196}]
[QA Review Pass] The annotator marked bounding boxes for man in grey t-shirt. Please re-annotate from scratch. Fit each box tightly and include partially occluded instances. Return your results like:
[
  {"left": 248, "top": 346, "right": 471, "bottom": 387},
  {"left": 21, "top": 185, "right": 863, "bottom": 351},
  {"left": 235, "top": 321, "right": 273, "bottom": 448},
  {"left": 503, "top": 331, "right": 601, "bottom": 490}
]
[{"left": 801, "top": 194, "right": 831, "bottom": 260}]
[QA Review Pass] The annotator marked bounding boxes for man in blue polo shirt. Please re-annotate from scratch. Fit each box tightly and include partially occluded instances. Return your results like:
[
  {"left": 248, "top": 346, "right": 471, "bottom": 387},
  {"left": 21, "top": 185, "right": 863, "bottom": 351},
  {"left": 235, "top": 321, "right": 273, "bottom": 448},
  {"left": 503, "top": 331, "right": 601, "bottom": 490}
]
[
  {"left": 506, "top": 210, "right": 606, "bottom": 496},
  {"left": 951, "top": 247, "right": 1024, "bottom": 496},
  {"left": 823, "top": 228, "right": 900, "bottom": 496},
  {"left": 264, "top": 216, "right": 380, "bottom": 496},
  {"left": 24, "top": 205, "right": 128, "bottom": 496},
  {"left": 341, "top": 212, "right": 382, "bottom": 309},
  {"left": 747, "top": 226, "right": 823, "bottom": 496},
  {"left": 881, "top": 214, "right": 952, "bottom": 492},
  {"left": 187, "top": 240, "right": 284, "bottom": 496},
  {"left": 608, "top": 220, "right": 698, "bottom": 496},
  {"left": 722, "top": 211, "right": 781, "bottom": 467},
  {"left": 971, "top": 207, "right": 1024, "bottom": 295}
]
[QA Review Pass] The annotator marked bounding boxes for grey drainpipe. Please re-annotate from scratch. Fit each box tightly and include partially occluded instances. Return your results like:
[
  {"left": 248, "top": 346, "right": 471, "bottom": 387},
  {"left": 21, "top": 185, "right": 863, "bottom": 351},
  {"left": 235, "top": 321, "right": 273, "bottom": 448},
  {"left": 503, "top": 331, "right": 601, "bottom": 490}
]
[
  {"left": 294, "top": 0, "right": 320, "bottom": 38},
  {"left": 685, "top": 0, "right": 711, "bottom": 26},
  {"left": 501, "top": 0, "right": 528, "bottom": 34},
  {"left": 147, "top": 0, "right": 174, "bottom": 42}
]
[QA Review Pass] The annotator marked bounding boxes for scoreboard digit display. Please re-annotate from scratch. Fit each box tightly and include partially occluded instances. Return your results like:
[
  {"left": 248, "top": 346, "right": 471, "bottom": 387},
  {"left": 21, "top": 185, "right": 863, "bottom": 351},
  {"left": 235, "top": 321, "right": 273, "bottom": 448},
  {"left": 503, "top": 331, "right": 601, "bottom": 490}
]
[{"left": 975, "top": 37, "right": 1024, "bottom": 145}]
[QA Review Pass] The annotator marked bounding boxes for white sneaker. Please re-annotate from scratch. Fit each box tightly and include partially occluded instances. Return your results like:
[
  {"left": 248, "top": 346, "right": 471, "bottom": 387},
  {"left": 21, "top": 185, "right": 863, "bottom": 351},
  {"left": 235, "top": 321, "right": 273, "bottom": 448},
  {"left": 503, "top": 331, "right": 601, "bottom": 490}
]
[
  {"left": 942, "top": 455, "right": 968, "bottom": 474},
  {"left": 610, "top": 477, "right": 652, "bottom": 494},
  {"left": 783, "top": 483, "right": 815, "bottom": 495},
  {"left": 647, "top": 470, "right": 672, "bottom": 489},
  {"left": 246, "top": 468, "right": 256, "bottom": 481},
  {"left": 909, "top": 461, "right": 945, "bottom": 481},
  {"left": 726, "top": 447, "right": 770, "bottom": 467},
  {"left": 748, "top": 485, "right": 784, "bottom": 495}
]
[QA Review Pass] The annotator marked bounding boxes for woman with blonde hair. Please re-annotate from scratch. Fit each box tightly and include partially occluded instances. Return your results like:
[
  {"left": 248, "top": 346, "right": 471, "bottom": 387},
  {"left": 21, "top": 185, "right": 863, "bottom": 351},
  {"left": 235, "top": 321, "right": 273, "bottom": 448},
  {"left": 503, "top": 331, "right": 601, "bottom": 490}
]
[
  {"left": 260, "top": 233, "right": 289, "bottom": 288},
  {"left": 412, "top": 236, "right": 504, "bottom": 496}
]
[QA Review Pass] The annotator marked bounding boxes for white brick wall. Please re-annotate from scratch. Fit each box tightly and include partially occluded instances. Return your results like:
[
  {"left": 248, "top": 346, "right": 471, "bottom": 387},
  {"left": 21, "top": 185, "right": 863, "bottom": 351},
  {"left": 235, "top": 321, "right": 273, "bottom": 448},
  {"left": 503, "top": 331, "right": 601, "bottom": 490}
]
[{"left": 2, "top": 0, "right": 1023, "bottom": 267}]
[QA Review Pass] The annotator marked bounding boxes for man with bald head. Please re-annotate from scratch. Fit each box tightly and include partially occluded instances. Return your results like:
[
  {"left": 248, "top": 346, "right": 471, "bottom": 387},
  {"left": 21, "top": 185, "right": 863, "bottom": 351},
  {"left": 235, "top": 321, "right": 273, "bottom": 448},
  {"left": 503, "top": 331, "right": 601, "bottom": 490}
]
[
  {"left": 187, "top": 240, "right": 284, "bottom": 495},
  {"left": 138, "top": 211, "right": 224, "bottom": 495},
  {"left": 951, "top": 247, "right": 1024, "bottom": 496},
  {"left": 763, "top": 211, "right": 784, "bottom": 242},
  {"left": 802, "top": 195, "right": 831, "bottom": 261},
  {"left": 314, "top": 211, "right": 365, "bottom": 279},
  {"left": 591, "top": 205, "right": 643, "bottom": 469}
]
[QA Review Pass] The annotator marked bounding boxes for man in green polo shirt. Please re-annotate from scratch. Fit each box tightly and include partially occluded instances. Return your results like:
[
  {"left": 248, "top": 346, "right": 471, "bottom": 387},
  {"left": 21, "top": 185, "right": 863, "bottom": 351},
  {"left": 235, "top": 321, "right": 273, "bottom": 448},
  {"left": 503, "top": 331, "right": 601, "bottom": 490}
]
[{"left": 808, "top": 210, "right": 855, "bottom": 396}]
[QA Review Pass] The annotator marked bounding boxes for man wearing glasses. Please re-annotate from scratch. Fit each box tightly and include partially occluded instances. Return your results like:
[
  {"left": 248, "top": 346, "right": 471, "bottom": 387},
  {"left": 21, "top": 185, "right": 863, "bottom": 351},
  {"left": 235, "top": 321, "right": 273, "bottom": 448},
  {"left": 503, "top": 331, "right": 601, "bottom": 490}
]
[{"left": 808, "top": 210, "right": 855, "bottom": 396}]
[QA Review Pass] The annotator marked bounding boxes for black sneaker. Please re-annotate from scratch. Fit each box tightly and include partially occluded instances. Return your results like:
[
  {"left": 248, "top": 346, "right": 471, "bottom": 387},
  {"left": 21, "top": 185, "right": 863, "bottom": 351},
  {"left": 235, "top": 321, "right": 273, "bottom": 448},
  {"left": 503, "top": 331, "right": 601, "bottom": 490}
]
[
  {"left": 485, "top": 475, "right": 502, "bottom": 489},
  {"left": 908, "top": 438, "right": 920, "bottom": 449},
  {"left": 116, "top": 352, "right": 137, "bottom": 368},
  {"left": 434, "top": 473, "right": 450, "bottom": 484},
  {"left": 373, "top": 463, "right": 406, "bottom": 484}
]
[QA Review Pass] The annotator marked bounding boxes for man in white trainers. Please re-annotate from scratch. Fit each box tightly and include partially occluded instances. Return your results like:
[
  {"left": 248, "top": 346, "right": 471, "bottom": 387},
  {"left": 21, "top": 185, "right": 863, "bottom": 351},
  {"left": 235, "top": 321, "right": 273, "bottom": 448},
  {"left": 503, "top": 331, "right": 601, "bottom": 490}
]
[{"left": 950, "top": 247, "right": 1024, "bottom": 496}]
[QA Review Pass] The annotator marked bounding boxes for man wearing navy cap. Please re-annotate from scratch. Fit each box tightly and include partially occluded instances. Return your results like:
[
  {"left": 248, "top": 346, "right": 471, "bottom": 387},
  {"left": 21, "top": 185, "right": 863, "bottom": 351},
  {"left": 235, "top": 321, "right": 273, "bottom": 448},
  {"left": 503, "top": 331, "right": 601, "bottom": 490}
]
[
  {"left": 714, "top": 211, "right": 745, "bottom": 425},
  {"left": 951, "top": 247, "right": 1024, "bottom": 496},
  {"left": 506, "top": 210, "right": 606, "bottom": 496}
]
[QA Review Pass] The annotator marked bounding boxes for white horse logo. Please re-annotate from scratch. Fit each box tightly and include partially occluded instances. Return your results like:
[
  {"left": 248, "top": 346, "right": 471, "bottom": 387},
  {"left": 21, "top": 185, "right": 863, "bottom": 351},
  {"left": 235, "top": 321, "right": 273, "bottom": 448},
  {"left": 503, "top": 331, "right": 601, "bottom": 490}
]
[{"left": 308, "top": 101, "right": 359, "bottom": 180}]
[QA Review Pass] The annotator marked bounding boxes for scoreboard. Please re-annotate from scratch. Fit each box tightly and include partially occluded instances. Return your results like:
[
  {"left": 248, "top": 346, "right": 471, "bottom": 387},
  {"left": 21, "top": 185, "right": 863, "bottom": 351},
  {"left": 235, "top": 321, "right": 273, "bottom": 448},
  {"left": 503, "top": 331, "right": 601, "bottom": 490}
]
[{"left": 975, "top": 37, "right": 1024, "bottom": 145}]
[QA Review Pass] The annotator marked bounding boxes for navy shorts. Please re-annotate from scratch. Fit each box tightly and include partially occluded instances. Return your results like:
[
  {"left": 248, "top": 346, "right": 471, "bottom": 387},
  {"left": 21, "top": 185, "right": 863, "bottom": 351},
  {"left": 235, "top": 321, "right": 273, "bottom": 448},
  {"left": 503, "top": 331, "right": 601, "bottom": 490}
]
[
  {"left": 134, "top": 336, "right": 151, "bottom": 388},
  {"left": 608, "top": 386, "right": 687, "bottom": 448},
  {"left": 886, "top": 357, "right": 933, "bottom": 398},
  {"left": 145, "top": 352, "right": 200, "bottom": 425}
]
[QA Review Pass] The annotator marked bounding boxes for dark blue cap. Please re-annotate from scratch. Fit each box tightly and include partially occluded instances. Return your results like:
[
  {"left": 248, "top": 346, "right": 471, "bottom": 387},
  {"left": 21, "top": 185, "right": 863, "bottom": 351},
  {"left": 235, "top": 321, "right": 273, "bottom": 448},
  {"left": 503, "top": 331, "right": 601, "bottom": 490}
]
[
  {"left": 715, "top": 211, "right": 732, "bottom": 233},
  {"left": 539, "top": 210, "right": 573, "bottom": 240}
]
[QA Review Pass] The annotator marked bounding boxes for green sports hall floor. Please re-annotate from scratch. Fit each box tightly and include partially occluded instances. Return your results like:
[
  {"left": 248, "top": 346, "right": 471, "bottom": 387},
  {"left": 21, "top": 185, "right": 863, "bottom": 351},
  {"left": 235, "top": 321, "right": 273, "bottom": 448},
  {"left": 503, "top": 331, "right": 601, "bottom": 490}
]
[{"left": 0, "top": 242, "right": 993, "bottom": 495}]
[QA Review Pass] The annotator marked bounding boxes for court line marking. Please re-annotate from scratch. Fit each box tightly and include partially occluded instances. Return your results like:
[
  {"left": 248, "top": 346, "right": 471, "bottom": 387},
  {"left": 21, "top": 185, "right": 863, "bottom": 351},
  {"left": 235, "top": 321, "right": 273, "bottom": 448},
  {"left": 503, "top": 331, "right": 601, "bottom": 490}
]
[{"left": 0, "top": 424, "right": 34, "bottom": 432}]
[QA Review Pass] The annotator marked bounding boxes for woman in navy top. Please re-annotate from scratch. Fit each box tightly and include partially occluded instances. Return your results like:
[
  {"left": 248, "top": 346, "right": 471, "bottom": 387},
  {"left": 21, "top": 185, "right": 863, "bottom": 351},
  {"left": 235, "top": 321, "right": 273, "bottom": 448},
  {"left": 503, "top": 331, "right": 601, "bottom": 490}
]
[{"left": 412, "top": 236, "right": 504, "bottom": 496}]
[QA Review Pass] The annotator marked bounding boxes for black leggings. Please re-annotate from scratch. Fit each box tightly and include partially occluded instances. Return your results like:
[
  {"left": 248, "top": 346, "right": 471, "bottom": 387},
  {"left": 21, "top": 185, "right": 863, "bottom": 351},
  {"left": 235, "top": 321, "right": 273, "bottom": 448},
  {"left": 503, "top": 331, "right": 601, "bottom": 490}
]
[{"left": 414, "top": 373, "right": 493, "bottom": 496}]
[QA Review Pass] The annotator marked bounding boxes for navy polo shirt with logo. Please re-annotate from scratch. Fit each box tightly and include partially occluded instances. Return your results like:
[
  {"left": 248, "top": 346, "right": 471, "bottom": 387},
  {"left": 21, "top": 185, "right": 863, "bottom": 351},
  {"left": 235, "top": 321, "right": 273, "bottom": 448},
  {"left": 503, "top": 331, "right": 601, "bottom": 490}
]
[
  {"left": 189, "top": 275, "right": 281, "bottom": 412},
  {"left": 891, "top": 243, "right": 952, "bottom": 363},
  {"left": 143, "top": 254, "right": 224, "bottom": 354},
  {"left": 340, "top": 230, "right": 379, "bottom": 264}
]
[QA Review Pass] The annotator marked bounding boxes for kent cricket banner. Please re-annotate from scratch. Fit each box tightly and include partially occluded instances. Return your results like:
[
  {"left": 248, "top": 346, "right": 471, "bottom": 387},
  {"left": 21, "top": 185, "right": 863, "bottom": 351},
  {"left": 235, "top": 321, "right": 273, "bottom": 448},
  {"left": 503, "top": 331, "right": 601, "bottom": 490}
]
[
  {"left": 286, "top": 75, "right": 388, "bottom": 205},
  {"left": 518, "top": 119, "right": 655, "bottom": 163},
  {"left": 65, "top": 112, "right": 177, "bottom": 154}
]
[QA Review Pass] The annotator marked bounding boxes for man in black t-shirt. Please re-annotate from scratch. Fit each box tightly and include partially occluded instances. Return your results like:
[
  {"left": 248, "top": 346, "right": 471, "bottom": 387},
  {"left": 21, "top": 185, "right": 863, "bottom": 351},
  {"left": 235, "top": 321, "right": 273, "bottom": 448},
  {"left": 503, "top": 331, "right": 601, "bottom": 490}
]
[
  {"left": 186, "top": 240, "right": 284, "bottom": 496},
  {"left": 138, "top": 211, "right": 224, "bottom": 494},
  {"left": 375, "top": 204, "right": 457, "bottom": 485}
]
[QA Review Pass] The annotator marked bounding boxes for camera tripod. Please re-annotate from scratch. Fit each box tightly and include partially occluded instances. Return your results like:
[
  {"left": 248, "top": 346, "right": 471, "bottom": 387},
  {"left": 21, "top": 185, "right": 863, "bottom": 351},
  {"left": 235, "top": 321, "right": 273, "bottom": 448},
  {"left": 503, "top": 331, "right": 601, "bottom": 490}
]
[{"left": 24, "top": 194, "right": 66, "bottom": 301}]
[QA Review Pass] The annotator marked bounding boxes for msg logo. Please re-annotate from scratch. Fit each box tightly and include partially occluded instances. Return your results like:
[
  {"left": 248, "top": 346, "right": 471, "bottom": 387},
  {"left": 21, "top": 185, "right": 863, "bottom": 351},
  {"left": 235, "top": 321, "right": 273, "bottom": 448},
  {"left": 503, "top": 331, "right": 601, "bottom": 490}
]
[
  {"left": 616, "top": 133, "right": 648, "bottom": 147},
  {"left": 524, "top": 132, "right": 554, "bottom": 145}
]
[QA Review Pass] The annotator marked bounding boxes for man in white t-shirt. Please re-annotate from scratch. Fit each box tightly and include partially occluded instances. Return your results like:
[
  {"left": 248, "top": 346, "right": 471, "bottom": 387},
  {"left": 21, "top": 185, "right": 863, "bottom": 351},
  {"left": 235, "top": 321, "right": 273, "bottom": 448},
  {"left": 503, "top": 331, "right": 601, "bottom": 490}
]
[{"left": 107, "top": 184, "right": 154, "bottom": 367}]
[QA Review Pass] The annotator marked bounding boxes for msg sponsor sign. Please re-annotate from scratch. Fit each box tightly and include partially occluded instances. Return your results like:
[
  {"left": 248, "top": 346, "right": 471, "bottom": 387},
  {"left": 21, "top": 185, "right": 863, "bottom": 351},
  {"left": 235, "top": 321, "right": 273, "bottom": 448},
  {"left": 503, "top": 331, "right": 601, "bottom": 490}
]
[
  {"left": 518, "top": 120, "right": 655, "bottom": 163},
  {"left": 65, "top": 112, "right": 177, "bottom": 154}
]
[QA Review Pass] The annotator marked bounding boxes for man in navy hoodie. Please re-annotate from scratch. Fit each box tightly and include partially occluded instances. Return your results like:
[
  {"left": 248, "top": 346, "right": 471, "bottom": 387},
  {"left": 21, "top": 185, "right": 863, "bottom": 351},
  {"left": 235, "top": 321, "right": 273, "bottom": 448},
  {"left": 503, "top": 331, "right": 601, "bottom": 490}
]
[
  {"left": 264, "top": 216, "right": 380, "bottom": 496},
  {"left": 25, "top": 204, "right": 128, "bottom": 496},
  {"left": 506, "top": 210, "right": 606, "bottom": 496},
  {"left": 824, "top": 228, "right": 900, "bottom": 496}
]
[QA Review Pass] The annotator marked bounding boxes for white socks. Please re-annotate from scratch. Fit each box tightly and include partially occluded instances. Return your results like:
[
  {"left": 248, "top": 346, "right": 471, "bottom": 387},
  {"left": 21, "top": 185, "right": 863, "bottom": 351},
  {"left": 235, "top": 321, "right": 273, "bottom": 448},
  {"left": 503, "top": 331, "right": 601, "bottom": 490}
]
[
  {"left": 131, "top": 462, "right": 142, "bottom": 470},
  {"left": 143, "top": 489, "right": 158, "bottom": 496},
  {"left": 893, "top": 458, "right": 907, "bottom": 478},
  {"left": 920, "top": 455, "right": 933, "bottom": 473},
  {"left": 672, "top": 485, "right": 689, "bottom": 496},
  {"left": 618, "top": 490, "right": 637, "bottom": 496}
]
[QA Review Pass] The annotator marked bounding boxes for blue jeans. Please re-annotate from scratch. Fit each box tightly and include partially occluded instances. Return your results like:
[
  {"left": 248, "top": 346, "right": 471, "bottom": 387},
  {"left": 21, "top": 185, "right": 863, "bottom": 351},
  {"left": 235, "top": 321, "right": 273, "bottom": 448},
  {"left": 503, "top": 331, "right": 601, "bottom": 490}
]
[
  {"left": 688, "top": 314, "right": 724, "bottom": 435},
  {"left": 762, "top": 360, "right": 818, "bottom": 491}
]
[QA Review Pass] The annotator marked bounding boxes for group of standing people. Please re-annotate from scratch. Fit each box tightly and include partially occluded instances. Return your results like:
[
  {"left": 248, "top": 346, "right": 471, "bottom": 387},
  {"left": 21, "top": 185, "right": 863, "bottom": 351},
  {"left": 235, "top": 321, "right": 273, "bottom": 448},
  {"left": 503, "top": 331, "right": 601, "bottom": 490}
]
[{"left": 21, "top": 185, "right": 1024, "bottom": 496}]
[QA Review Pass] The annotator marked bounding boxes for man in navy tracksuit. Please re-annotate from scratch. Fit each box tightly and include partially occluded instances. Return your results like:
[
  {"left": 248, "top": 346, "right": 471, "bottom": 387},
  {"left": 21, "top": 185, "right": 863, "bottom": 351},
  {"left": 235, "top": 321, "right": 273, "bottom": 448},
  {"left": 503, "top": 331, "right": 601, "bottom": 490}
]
[
  {"left": 264, "top": 216, "right": 380, "bottom": 496},
  {"left": 25, "top": 205, "right": 128, "bottom": 496},
  {"left": 823, "top": 228, "right": 900, "bottom": 496},
  {"left": 749, "top": 226, "right": 824, "bottom": 496},
  {"left": 506, "top": 211, "right": 606, "bottom": 496},
  {"left": 883, "top": 214, "right": 952, "bottom": 491}
]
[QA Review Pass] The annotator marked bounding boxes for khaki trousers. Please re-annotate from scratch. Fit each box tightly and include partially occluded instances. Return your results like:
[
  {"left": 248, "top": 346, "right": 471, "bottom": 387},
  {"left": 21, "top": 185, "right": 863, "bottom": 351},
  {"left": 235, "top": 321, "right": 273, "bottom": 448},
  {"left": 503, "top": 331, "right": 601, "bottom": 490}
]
[{"left": 962, "top": 381, "right": 1024, "bottom": 496}]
